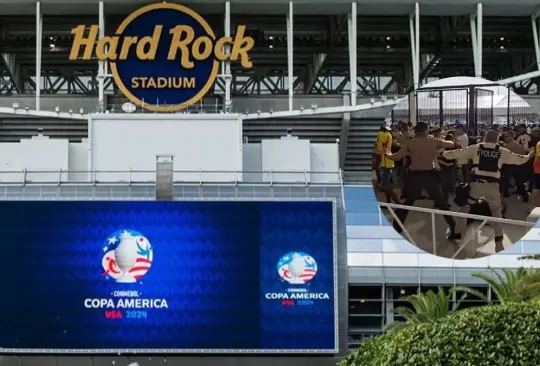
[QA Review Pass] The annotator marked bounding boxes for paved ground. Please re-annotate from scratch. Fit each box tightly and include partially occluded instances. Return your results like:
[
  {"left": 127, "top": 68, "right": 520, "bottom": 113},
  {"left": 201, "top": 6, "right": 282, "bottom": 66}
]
[{"left": 377, "top": 191, "right": 534, "bottom": 260}]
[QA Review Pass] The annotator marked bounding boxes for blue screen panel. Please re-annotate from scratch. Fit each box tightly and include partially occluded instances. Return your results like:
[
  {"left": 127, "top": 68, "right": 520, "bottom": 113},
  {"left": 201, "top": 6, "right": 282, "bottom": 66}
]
[{"left": 0, "top": 200, "right": 337, "bottom": 353}]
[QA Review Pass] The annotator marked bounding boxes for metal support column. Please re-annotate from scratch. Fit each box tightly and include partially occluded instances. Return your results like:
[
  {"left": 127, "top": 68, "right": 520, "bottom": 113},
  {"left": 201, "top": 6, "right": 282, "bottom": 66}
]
[
  {"left": 98, "top": 1, "right": 105, "bottom": 112},
  {"left": 286, "top": 2, "right": 294, "bottom": 111},
  {"left": 155, "top": 155, "right": 174, "bottom": 201},
  {"left": 409, "top": 2, "right": 420, "bottom": 90},
  {"left": 470, "top": 3, "right": 483, "bottom": 78},
  {"left": 35, "top": 1, "right": 42, "bottom": 111},
  {"left": 223, "top": 1, "right": 232, "bottom": 112},
  {"left": 532, "top": 9, "right": 540, "bottom": 70},
  {"left": 339, "top": 93, "right": 351, "bottom": 169},
  {"left": 468, "top": 86, "right": 477, "bottom": 133},
  {"left": 348, "top": 2, "right": 357, "bottom": 106}
]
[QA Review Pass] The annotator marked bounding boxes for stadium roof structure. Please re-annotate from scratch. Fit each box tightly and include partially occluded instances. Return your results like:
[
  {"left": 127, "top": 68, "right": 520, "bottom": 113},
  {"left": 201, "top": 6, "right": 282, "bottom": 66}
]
[
  {"left": 1, "top": 0, "right": 540, "bottom": 16},
  {"left": 0, "top": 0, "right": 539, "bottom": 122}
]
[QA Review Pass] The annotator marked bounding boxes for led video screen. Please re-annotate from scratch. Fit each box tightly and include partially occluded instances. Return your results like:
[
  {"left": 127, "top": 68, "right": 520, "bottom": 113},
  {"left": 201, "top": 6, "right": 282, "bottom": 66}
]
[{"left": 0, "top": 200, "right": 337, "bottom": 353}]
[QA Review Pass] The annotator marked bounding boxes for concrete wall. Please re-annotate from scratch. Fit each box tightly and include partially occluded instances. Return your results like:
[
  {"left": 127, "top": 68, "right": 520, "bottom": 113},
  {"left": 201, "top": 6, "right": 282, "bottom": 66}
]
[
  {"left": 0, "top": 136, "right": 340, "bottom": 184},
  {"left": 89, "top": 114, "right": 243, "bottom": 182}
]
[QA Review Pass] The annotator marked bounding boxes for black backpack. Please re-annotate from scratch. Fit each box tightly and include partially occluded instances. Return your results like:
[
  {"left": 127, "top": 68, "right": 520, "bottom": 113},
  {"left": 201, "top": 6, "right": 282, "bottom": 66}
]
[
  {"left": 467, "top": 199, "right": 492, "bottom": 225},
  {"left": 454, "top": 183, "right": 473, "bottom": 207}
]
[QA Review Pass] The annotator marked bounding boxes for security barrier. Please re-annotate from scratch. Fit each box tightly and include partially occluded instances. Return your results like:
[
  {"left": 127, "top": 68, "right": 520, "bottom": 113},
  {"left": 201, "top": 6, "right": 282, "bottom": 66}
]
[{"left": 378, "top": 201, "right": 534, "bottom": 259}]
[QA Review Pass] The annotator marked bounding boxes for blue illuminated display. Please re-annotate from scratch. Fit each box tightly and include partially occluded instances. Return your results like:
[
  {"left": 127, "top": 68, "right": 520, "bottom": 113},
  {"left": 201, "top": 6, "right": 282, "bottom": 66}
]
[{"left": 0, "top": 200, "right": 336, "bottom": 353}]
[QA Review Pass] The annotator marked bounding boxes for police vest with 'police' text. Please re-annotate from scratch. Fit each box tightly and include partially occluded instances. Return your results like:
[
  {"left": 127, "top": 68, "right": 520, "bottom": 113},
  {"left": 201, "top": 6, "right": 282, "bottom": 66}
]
[{"left": 476, "top": 144, "right": 501, "bottom": 172}]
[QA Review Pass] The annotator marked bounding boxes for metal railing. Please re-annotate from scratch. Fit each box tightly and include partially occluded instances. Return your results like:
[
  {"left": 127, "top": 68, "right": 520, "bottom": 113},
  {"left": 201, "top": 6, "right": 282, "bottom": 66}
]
[
  {"left": 338, "top": 168, "right": 346, "bottom": 210},
  {"left": 0, "top": 169, "right": 343, "bottom": 186},
  {"left": 378, "top": 201, "right": 535, "bottom": 259},
  {"left": 105, "top": 100, "right": 228, "bottom": 114}
]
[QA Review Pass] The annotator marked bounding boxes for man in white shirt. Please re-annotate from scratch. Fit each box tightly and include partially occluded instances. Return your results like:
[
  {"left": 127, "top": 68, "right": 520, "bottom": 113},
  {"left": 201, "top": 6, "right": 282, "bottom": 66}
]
[
  {"left": 442, "top": 130, "right": 533, "bottom": 250},
  {"left": 454, "top": 124, "right": 470, "bottom": 182}
]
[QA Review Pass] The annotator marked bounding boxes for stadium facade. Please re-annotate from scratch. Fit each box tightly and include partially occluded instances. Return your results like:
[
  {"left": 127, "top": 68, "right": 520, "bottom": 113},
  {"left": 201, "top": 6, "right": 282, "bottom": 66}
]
[{"left": 1, "top": 0, "right": 540, "bottom": 365}]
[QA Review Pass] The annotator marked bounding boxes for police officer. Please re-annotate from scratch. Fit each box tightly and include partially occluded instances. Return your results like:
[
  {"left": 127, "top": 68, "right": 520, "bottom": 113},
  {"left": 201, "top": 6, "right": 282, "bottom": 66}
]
[
  {"left": 385, "top": 122, "right": 460, "bottom": 240},
  {"left": 442, "top": 130, "right": 534, "bottom": 250}
]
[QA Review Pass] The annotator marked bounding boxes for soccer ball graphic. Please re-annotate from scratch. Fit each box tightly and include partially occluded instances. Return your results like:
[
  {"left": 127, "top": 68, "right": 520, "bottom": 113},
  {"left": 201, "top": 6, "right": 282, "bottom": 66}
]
[
  {"left": 277, "top": 252, "right": 318, "bottom": 284},
  {"left": 101, "top": 229, "right": 153, "bottom": 283}
]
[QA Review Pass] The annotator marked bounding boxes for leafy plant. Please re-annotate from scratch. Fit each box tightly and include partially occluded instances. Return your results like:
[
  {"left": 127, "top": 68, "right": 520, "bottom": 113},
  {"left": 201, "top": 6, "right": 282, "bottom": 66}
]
[
  {"left": 385, "top": 286, "right": 468, "bottom": 333},
  {"left": 457, "top": 268, "right": 538, "bottom": 304},
  {"left": 340, "top": 302, "right": 540, "bottom": 366}
]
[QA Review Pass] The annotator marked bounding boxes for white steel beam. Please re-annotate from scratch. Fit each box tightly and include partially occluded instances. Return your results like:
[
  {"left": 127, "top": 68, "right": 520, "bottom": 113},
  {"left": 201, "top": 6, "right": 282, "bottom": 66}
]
[
  {"left": 409, "top": 2, "right": 420, "bottom": 90},
  {"left": 98, "top": 1, "right": 105, "bottom": 112},
  {"left": 470, "top": 3, "right": 483, "bottom": 78},
  {"left": 348, "top": 2, "right": 357, "bottom": 106},
  {"left": 223, "top": 1, "right": 232, "bottom": 112},
  {"left": 532, "top": 8, "right": 540, "bottom": 70},
  {"left": 339, "top": 94, "right": 351, "bottom": 168},
  {"left": 35, "top": 1, "right": 42, "bottom": 111},
  {"left": 243, "top": 99, "right": 399, "bottom": 120},
  {"left": 498, "top": 70, "right": 540, "bottom": 85},
  {"left": 286, "top": 2, "right": 294, "bottom": 111},
  {"left": 0, "top": 107, "right": 87, "bottom": 120}
]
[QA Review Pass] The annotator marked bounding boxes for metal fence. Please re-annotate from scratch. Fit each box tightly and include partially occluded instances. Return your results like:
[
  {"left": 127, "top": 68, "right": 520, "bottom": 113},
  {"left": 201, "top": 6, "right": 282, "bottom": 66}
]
[
  {"left": 475, "top": 88, "right": 494, "bottom": 126},
  {"left": 0, "top": 169, "right": 344, "bottom": 186},
  {"left": 391, "top": 84, "right": 538, "bottom": 129},
  {"left": 379, "top": 201, "right": 534, "bottom": 259}
]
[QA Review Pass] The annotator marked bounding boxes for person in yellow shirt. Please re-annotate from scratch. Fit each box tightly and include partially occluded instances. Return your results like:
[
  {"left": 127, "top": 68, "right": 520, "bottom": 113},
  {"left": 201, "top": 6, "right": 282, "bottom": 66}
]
[{"left": 375, "top": 126, "right": 400, "bottom": 204}]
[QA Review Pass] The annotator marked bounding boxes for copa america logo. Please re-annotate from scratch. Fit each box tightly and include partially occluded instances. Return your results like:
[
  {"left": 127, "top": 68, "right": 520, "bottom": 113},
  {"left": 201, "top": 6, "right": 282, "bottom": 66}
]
[
  {"left": 101, "top": 229, "right": 153, "bottom": 283},
  {"left": 277, "top": 252, "right": 318, "bottom": 284}
]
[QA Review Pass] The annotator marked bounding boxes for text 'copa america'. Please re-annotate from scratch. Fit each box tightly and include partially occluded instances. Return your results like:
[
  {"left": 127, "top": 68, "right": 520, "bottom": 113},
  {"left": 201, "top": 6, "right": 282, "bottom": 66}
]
[
  {"left": 69, "top": 24, "right": 254, "bottom": 89},
  {"left": 84, "top": 298, "right": 169, "bottom": 309}
]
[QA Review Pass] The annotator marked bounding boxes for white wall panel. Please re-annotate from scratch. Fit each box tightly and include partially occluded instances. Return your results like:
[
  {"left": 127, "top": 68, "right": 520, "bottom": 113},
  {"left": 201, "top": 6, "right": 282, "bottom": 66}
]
[
  {"left": 310, "top": 143, "right": 339, "bottom": 183},
  {"left": 242, "top": 143, "right": 262, "bottom": 182},
  {"left": 0, "top": 143, "right": 24, "bottom": 182},
  {"left": 0, "top": 137, "right": 69, "bottom": 183},
  {"left": 89, "top": 114, "right": 243, "bottom": 182},
  {"left": 261, "top": 138, "right": 310, "bottom": 183},
  {"left": 68, "top": 139, "right": 89, "bottom": 182}
]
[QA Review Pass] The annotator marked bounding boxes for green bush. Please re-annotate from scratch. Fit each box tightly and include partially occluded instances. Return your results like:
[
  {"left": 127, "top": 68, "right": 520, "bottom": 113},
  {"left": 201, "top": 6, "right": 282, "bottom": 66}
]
[{"left": 339, "top": 302, "right": 540, "bottom": 366}]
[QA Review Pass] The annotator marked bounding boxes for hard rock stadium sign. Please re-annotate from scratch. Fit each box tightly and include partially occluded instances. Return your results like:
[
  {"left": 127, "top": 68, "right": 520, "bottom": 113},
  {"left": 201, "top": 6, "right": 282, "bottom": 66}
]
[{"left": 69, "top": 2, "right": 255, "bottom": 112}]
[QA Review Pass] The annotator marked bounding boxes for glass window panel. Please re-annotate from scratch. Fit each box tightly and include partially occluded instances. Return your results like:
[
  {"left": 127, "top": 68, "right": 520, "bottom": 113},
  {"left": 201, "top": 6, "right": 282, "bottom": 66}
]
[
  {"left": 522, "top": 241, "right": 540, "bottom": 254},
  {"left": 349, "top": 300, "right": 383, "bottom": 315},
  {"left": 348, "top": 267, "right": 384, "bottom": 284},
  {"left": 348, "top": 315, "right": 383, "bottom": 329},
  {"left": 346, "top": 200, "right": 379, "bottom": 213},
  {"left": 344, "top": 187, "right": 376, "bottom": 199},
  {"left": 390, "top": 286, "right": 419, "bottom": 299},
  {"left": 384, "top": 267, "right": 420, "bottom": 284},
  {"left": 383, "top": 239, "right": 421, "bottom": 253},
  {"left": 349, "top": 285, "right": 382, "bottom": 300},
  {"left": 455, "top": 268, "right": 489, "bottom": 285},
  {"left": 346, "top": 212, "right": 380, "bottom": 225},
  {"left": 347, "top": 226, "right": 402, "bottom": 239},
  {"left": 348, "top": 239, "right": 383, "bottom": 252},
  {"left": 419, "top": 268, "right": 454, "bottom": 284}
]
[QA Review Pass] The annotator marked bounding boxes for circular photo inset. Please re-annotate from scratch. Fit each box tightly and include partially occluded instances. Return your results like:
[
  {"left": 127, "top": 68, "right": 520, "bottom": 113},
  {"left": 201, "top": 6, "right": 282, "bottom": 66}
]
[{"left": 374, "top": 76, "right": 539, "bottom": 259}]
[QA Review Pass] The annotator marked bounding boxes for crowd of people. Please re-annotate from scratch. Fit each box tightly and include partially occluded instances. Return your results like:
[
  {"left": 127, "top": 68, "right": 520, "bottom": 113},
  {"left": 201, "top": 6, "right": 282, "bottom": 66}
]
[{"left": 373, "top": 120, "right": 540, "bottom": 254}]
